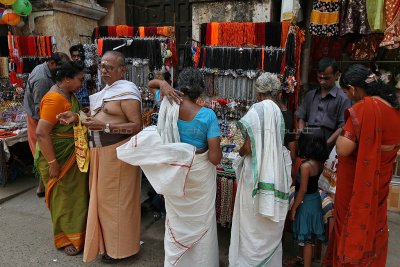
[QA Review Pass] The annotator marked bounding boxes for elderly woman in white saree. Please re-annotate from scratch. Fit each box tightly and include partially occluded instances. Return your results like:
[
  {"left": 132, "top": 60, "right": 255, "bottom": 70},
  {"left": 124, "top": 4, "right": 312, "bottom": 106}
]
[
  {"left": 117, "top": 68, "right": 222, "bottom": 267},
  {"left": 229, "top": 72, "right": 292, "bottom": 267}
]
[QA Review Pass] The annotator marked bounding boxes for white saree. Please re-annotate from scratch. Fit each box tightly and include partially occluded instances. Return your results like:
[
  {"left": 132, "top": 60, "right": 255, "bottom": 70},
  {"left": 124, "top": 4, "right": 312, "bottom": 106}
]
[
  {"left": 117, "top": 98, "right": 219, "bottom": 266},
  {"left": 229, "top": 100, "right": 292, "bottom": 267}
]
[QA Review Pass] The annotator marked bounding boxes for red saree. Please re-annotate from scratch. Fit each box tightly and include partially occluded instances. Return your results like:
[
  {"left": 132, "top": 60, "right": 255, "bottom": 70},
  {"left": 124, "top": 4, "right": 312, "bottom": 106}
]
[{"left": 324, "top": 97, "right": 400, "bottom": 266}]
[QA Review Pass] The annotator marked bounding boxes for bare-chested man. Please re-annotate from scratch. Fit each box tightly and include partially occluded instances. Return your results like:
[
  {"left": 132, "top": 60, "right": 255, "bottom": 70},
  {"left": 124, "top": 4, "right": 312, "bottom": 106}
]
[{"left": 58, "top": 51, "right": 142, "bottom": 263}]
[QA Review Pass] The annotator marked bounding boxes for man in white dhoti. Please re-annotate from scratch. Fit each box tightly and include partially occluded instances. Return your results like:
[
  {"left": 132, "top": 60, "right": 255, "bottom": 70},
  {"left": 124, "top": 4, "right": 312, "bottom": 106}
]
[
  {"left": 117, "top": 68, "right": 222, "bottom": 267},
  {"left": 229, "top": 72, "right": 292, "bottom": 267}
]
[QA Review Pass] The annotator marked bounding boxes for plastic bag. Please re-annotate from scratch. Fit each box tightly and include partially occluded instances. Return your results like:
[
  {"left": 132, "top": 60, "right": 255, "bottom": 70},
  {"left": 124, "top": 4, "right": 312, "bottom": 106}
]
[
  {"left": 73, "top": 119, "right": 89, "bottom": 172},
  {"left": 318, "top": 146, "right": 338, "bottom": 194}
]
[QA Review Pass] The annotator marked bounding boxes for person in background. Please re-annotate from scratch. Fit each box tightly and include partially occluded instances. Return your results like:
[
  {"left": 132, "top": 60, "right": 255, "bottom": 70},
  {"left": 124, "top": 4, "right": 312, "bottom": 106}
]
[
  {"left": 229, "top": 72, "right": 292, "bottom": 267},
  {"left": 290, "top": 128, "right": 328, "bottom": 267},
  {"left": 296, "top": 58, "right": 351, "bottom": 149},
  {"left": 324, "top": 64, "right": 400, "bottom": 267},
  {"left": 35, "top": 61, "right": 88, "bottom": 256},
  {"left": 69, "top": 44, "right": 90, "bottom": 108},
  {"left": 23, "top": 52, "right": 69, "bottom": 197},
  {"left": 147, "top": 67, "right": 222, "bottom": 267}
]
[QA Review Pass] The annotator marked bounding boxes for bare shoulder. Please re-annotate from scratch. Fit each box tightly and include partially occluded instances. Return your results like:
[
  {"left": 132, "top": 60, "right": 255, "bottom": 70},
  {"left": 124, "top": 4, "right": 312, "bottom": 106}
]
[
  {"left": 120, "top": 98, "right": 141, "bottom": 105},
  {"left": 300, "top": 162, "right": 310, "bottom": 172}
]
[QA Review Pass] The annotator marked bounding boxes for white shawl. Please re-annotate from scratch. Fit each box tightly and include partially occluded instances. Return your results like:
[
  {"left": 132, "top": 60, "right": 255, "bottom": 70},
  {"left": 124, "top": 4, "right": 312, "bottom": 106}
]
[
  {"left": 237, "top": 99, "right": 291, "bottom": 222},
  {"left": 116, "top": 98, "right": 195, "bottom": 197},
  {"left": 89, "top": 80, "right": 141, "bottom": 115}
]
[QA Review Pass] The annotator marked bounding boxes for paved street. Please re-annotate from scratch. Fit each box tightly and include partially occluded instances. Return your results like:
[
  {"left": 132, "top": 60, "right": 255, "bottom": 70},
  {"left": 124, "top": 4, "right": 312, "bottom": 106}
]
[{"left": 0, "top": 184, "right": 399, "bottom": 266}]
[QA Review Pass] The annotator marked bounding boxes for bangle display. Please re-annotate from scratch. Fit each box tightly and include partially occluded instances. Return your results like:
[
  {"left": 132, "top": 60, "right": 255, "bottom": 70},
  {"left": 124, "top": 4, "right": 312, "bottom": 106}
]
[{"left": 48, "top": 159, "right": 56, "bottom": 164}]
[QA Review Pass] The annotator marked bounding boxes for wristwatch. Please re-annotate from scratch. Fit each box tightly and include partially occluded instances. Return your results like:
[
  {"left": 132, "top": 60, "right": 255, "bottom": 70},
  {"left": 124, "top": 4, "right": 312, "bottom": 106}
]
[{"left": 104, "top": 123, "right": 111, "bottom": 133}]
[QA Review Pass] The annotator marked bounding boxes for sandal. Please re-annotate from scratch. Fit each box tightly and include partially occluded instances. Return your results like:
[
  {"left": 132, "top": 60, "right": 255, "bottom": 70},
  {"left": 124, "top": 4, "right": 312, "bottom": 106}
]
[
  {"left": 283, "top": 256, "right": 304, "bottom": 266},
  {"left": 101, "top": 253, "right": 124, "bottom": 264},
  {"left": 64, "top": 245, "right": 79, "bottom": 256},
  {"left": 36, "top": 191, "right": 45, "bottom": 198}
]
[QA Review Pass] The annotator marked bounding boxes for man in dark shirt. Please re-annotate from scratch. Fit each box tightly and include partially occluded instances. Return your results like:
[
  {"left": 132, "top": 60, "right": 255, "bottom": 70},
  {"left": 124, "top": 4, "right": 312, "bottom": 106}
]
[
  {"left": 23, "top": 52, "right": 69, "bottom": 196},
  {"left": 69, "top": 44, "right": 90, "bottom": 107},
  {"left": 296, "top": 58, "right": 351, "bottom": 147}
]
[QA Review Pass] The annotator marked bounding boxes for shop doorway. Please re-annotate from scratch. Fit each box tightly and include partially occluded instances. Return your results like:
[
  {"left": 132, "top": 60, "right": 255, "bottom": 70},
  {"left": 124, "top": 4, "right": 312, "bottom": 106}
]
[{"left": 126, "top": 0, "right": 193, "bottom": 70}]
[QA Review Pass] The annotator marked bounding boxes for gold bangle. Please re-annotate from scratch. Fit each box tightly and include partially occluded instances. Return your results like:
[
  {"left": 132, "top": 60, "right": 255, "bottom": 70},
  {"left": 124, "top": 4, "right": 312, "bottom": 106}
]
[{"left": 48, "top": 159, "right": 56, "bottom": 164}]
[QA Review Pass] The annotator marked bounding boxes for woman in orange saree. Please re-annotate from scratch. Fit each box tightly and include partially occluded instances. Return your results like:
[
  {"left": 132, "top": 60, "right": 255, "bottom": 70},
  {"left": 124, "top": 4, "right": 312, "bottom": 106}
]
[
  {"left": 35, "top": 62, "right": 88, "bottom": 256},
  {"left": 324, "top": 64, "right": 400, "bottom": 266}
]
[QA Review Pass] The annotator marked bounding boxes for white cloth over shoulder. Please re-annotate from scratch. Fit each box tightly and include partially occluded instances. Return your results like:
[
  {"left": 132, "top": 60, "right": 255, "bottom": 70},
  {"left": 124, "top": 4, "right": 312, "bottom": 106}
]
[
  {"left": 90, "top": 80, "right": 141, "bottom": 115},
  {"left": 116, "top": 126, "right": 195, "bottom": 197},
  {"left": 157, "top": 97, "right": 180, "bottom": 143},
  {"left": 238, "top": 99, "right": 291, "bottom": 222},
  {"left": 229, "top": 100, "right": 292, "bottom": 267},
  {"left": 117, "top": 98, "right": 195, "bottom": 197}
]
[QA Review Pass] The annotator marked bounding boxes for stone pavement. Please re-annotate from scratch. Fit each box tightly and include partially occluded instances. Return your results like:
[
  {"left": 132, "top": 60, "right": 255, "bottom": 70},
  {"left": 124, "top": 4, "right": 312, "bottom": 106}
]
[
  {"left": 0, "top": 175, "right": 36, "bottom": 204},
  {"left": 0, "top": 180, "right": 399, "bottom": 266}
]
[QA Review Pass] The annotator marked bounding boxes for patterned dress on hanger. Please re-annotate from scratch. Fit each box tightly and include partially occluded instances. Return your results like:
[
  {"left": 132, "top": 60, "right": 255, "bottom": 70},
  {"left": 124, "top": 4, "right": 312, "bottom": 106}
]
[
  {"left": 380, "top": 0, "right": 400, "bottom": 49},
  {"left": 340, "top": 0, "right": 371, "bottom": 36}
]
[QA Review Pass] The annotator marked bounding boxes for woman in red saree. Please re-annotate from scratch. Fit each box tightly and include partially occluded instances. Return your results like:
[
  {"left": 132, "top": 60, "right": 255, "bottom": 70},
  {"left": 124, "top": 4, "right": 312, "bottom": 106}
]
[{"left": 324, "top": 64, "right": 400, "bottom": 266}]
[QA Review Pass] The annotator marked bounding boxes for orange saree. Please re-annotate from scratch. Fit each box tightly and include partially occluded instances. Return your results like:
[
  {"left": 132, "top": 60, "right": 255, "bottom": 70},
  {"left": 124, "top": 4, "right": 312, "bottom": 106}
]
[{"left": 324, "top": 97, "right": 400, "bottom": 266}]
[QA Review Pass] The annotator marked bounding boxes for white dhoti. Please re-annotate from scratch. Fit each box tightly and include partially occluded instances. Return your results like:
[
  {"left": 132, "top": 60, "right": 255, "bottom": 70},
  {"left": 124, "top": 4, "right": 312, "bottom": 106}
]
[
  {"left": 164, "top": 151, "right": 219, "bottom": 267},
  {"left": 229, "top": 157, "right": 284, "bottom": 267},
  {"left": 117, "top": 98, "right": 219, "bottom": 267}
]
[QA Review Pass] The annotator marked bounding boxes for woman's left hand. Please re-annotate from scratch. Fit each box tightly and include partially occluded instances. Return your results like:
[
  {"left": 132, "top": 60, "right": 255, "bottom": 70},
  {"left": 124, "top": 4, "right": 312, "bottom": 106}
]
[
  {"left": 57, "top": 111, "right": 77, "bottom": 125},
  {"left": 290, "top": 208, "right": 296, "bottom": 221},
  {"left": 82, "top": 117, "right": 106, "bottom": 131}
]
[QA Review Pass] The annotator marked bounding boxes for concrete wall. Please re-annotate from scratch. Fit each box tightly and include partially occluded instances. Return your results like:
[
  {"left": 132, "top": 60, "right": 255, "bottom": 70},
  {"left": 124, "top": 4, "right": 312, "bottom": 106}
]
[
  {"left": 33, "top": 11, "right": 98, "bottom": 54},
  {"left": 98, "top": 0, "right": 126, "bottom": 26},
  {"left": 16, "top": 0, "right": 111, "bottom": 54},
  {"left": 191, "top": 0, "right": 272, "bottom": 40}
]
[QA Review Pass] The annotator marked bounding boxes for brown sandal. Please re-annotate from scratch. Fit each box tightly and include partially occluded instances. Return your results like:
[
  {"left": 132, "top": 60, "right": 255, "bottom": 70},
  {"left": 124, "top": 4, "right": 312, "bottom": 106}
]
[
  {"left": 101, "top": 253, "right": 124, "bottom": 264},
  {"left": 64, "top": 245, "right": 79, "bottom": 256},
  {"left": 283, "top": 256, "right": 304, "bottom": 266}
]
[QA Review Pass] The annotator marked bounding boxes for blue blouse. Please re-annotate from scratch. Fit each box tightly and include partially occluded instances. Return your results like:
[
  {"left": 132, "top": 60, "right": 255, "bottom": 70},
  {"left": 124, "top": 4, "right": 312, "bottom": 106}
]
[{"left": 177, "top": 107, "right": 220, "bottom": 150}]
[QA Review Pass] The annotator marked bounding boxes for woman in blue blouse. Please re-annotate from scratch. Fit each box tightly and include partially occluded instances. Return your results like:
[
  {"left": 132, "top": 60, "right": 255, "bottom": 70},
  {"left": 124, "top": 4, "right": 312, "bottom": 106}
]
[
  {"left": 148, "top": 67, "right": 222, "bottom": 267},
  {"left": 149, "top": 68, "right": 221, "bottom": 164}
]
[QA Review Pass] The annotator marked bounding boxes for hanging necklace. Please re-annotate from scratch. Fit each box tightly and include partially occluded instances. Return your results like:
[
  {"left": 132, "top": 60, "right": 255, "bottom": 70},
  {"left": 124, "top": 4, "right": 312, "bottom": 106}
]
[{"left": 56, "top": 83, "right": 71, "bottom": 102}]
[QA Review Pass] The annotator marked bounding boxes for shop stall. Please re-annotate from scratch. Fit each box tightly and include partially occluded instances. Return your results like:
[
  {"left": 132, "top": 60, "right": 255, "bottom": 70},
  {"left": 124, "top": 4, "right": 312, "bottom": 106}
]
[
  {"left": 0, "top": 31, "right": 55, "bottom": 185},
  {"left": 182, "top": 21, "right": 305, "bottom": 226}
]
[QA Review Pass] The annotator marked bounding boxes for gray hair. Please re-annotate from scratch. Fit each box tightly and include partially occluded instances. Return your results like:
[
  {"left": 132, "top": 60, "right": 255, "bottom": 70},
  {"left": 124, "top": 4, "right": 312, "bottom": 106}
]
[
  {"left": 177, "top": 67, "right": 205, "bottom": 100},
  {"left": 103, "top": 50, "right": 126, "bottom": 66},
  {"left": 254, "top": 72, "right": 281, "bottom": 98}
]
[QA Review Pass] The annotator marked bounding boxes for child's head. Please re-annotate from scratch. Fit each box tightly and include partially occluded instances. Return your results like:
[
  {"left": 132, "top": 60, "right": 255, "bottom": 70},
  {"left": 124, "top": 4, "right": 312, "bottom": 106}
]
[{"left": 297, "top": 128, "right": 328, "bottom": 162}]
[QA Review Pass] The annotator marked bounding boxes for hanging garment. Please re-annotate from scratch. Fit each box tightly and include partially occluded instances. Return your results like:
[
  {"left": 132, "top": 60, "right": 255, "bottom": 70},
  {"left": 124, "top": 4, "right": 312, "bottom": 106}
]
[
  {"left": 380, "top": 0, "right": 400, "bottom": 49},
  {"left": 366, "top": 0, "right": 385, "bottom": 32},
  {"left": 351, "top": 34, "right": 384, "bottom": 60},
  {"left": 309, "top": 0, "right": 340, "bottom": 36},
  {"left": 340, "top": 0, "right": 371, "bottom": 36},
  {"left": 281, "top": 0, "right": 301, "bottom": 22}
]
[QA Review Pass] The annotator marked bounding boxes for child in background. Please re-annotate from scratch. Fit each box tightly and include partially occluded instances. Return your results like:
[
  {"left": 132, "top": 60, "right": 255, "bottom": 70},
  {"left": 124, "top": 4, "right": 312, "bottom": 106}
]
[{"left": 290, "top": 128, "right": 328, "bottom": 267}]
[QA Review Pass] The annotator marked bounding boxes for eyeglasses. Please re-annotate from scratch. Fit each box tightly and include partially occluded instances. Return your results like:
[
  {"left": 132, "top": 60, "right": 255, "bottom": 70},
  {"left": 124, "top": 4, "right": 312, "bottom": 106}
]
[{"left": 100, "top": 63, "right": 117, "bottom": 72}]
